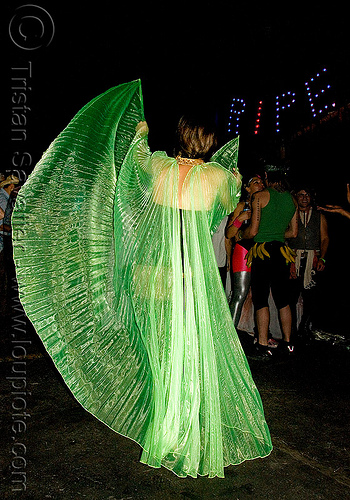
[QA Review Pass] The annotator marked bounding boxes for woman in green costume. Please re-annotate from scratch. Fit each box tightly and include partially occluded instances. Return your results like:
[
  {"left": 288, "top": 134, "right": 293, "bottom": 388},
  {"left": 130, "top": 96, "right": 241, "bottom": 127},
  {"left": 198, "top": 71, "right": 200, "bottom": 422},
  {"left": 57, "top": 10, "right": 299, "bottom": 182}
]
[{"left": 12, "top": 80, "right": 272, "bottom": 478}]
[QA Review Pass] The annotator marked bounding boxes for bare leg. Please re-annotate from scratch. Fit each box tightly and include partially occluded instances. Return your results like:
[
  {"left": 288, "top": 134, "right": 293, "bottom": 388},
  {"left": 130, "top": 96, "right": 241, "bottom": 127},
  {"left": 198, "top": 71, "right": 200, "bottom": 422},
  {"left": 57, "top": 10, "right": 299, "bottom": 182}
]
[
  {"left": 255, "top": 307, "right": 269, "bottom": 346},
  {"left": 278, "top": 305, "right": 292, "bottom": 342}
]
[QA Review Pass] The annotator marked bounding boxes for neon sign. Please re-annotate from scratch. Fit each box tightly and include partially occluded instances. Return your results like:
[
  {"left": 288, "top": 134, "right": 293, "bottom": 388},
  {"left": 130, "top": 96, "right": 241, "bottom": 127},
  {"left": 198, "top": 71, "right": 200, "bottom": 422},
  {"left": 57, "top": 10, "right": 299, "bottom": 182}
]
[
  {"left": 255, "top": 101, "right": 263, "bottom": 135},
  {"left": 276, "top": 92, "right": 296, "bottom": 133},
  {"left": 227, "top": 68, "right": 336, "bottom": 136},
  {"left": 227, "top": 98, "right": 246, "bottom": 135},
  {"left": 305, "top": 68, "right": 333, "bottom": 118}
]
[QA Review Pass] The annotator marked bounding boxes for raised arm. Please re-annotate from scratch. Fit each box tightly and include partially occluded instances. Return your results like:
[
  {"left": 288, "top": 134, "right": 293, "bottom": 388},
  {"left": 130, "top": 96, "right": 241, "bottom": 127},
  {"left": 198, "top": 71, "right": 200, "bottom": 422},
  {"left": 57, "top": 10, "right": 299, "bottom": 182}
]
[
  {"left": 317, "top": 183, "right": 350, "bottom": 220},
  {"left": 318, "top": 204, "right": 350, "bottom": 220},
  {"left": 133, "top": 121, "right": 152, "bottom": 171},
  {"left": 225, "top": 202, "right": 250, "bottom": 239},
  {"left": 241, "top": 191, "right": 264, "bottom": 240}
]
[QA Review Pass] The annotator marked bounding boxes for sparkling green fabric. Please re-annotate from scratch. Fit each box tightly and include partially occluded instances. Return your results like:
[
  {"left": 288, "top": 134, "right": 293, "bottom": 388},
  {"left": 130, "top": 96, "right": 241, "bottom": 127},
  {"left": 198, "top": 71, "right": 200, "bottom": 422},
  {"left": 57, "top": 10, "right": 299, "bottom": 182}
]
[{"left": 12, "top": 80, "right": 272, "bottom": 478}]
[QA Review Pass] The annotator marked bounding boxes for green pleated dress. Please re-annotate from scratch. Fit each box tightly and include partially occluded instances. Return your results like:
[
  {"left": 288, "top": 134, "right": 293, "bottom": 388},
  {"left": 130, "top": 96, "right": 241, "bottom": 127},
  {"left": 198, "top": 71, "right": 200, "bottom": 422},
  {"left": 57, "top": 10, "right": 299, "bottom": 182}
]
[{"left": 12, "top": 79, "right": 272, "bottom": 478}]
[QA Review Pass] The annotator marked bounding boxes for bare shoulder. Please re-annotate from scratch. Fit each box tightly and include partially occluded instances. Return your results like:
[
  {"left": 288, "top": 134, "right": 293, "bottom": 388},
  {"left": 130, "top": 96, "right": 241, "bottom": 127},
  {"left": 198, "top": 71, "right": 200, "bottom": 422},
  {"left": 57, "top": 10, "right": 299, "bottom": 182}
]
[{"left": 252, "top": 188, "right": 270, "bottom": 206}]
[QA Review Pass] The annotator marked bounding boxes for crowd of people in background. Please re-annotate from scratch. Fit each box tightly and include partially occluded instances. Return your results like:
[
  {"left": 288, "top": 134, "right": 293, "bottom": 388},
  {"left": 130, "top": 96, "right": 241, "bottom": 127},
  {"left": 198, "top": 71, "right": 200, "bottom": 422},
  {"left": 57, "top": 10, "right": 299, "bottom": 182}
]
[
  {"left": 1, "top": 166, "right": 349, "bottom": 360},
  {"left": 214, "top": 168, "right": 349, "bottom": 359}
]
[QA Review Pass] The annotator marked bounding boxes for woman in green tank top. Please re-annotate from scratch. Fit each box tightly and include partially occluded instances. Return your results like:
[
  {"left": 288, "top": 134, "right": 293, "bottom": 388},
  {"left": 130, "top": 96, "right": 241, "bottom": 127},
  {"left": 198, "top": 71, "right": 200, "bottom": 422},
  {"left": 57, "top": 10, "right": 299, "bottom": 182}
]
[
  {"left": 255, "top": 188, "right": 296, "bottom": 243},
  {"left": 240, "top": 167, "right": 298, "bottom": 358}
]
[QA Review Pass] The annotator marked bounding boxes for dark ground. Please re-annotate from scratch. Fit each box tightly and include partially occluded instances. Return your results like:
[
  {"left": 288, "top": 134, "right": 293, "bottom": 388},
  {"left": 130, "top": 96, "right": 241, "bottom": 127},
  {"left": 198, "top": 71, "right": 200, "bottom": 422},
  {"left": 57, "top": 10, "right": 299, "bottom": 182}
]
[{"left": 1, "top": 317, "right": 350, "bottom": 500}]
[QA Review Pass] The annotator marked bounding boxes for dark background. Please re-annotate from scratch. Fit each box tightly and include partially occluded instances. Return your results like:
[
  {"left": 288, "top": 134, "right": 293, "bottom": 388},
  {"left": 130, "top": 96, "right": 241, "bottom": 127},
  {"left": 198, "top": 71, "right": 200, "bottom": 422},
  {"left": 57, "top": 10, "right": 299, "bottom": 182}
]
[
  {"left": 4, "top": 2, "right": 350, "bottom": 194},
  {"left": 4, "top": 1, "right": 350, "bottom": 335}
]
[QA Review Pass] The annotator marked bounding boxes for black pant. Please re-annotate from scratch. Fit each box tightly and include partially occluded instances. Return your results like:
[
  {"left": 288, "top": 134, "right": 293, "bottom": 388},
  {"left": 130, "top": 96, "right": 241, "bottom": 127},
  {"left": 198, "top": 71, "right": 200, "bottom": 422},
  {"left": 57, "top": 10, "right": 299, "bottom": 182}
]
[
  {"left": 251, "top": 241, "right": 291, "bottom": 311},
  {"left": 289, "top": 257, "right": 321, "bottom": 334}
]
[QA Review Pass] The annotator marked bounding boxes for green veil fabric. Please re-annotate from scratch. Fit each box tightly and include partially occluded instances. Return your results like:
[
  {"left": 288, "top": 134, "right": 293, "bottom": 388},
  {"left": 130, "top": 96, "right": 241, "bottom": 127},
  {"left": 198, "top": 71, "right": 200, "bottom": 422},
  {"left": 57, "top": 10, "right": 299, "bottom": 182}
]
[{"left": 12, "top": 79, "right": 272, "bottom": 478}]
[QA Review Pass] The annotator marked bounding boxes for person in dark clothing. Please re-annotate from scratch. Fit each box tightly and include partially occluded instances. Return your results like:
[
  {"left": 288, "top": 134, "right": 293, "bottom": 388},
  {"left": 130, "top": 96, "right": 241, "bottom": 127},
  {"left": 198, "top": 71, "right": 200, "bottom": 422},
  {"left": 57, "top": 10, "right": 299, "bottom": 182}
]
[
  {"left": 241, "top": 165, "right": 298, "bottom": 357},
  {"left": 288, "top": 186, "right": 329, "bottom": 339}
]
